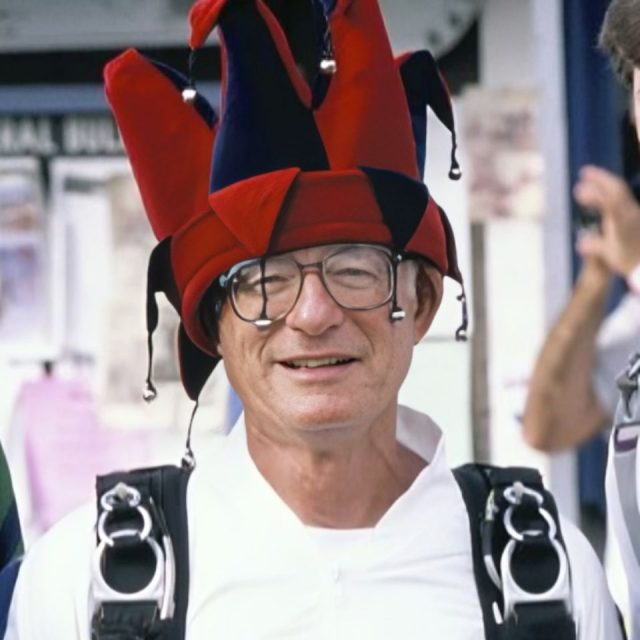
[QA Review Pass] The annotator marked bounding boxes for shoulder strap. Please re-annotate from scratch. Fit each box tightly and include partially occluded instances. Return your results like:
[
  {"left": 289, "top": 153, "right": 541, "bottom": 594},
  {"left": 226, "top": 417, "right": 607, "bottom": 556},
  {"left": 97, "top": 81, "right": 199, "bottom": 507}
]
[
  {"left": 90, "top": 464, "right": 192, "bottom": 640},
  {"left": 453, "top": 463, "right": 576, "bottom": 640}
]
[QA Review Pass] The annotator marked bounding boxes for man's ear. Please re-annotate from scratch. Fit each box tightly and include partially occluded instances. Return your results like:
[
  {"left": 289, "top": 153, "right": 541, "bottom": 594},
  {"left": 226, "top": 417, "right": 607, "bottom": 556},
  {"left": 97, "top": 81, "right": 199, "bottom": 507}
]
[{"left": 413, "top": 264, "right": 443, "bottom": 343}]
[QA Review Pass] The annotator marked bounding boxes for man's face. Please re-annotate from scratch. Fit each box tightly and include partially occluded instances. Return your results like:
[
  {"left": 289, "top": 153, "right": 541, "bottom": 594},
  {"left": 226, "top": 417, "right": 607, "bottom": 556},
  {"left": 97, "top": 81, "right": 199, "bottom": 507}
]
[{"left": 216, "top": 244, "right": 443, "bottom": 447}]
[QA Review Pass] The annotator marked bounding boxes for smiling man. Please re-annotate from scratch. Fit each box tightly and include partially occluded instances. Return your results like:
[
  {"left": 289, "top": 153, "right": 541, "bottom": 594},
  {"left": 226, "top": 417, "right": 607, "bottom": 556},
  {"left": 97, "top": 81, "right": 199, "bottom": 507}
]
[
  {"left": 4, "top": 0, "right": 625, "bottom": 639},
  {"left": 213, "top": 243, "right": 441, "bottom": 529}
]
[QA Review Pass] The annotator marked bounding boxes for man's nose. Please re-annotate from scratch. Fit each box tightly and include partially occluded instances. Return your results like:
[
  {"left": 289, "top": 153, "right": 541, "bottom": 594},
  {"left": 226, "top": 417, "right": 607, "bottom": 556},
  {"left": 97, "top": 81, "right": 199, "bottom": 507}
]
[{"left": 285, "top": 271, "right": 344, "bottom": 334}]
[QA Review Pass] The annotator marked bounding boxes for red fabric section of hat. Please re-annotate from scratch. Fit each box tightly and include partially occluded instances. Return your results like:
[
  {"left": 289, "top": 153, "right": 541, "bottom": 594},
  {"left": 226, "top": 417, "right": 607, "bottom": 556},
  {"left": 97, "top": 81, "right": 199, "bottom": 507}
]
[
  {"left": 104, "top": 49, "right": 215, "bottom": 240},
  {"left": 210, "top": 167, "right": 301, "bottom": 255},
  {"left": 270, "top": 170, "right": 392, "bottom": 253},
  {"left": 189, "top": 0, "right": 229, "bottom": 48},
  {"left": 313, "top": 0, "right": 419, "bottom": 178},
  {"left": 172, "top": 210, "right": 244, "bottom": 301}
]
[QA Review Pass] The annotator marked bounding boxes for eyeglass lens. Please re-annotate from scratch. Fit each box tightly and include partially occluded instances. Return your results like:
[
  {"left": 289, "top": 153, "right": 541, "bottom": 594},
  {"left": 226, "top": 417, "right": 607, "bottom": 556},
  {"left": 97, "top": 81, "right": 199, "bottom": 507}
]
[{"left": 229, "top": 245, "right": 394, "bottom": 322}]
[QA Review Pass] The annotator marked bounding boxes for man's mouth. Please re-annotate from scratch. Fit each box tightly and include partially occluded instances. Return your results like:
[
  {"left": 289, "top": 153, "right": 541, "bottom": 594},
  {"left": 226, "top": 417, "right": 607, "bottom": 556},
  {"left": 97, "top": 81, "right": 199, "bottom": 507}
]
[{"left": 282, "top": 357, "right": 355, "bottom": 369}]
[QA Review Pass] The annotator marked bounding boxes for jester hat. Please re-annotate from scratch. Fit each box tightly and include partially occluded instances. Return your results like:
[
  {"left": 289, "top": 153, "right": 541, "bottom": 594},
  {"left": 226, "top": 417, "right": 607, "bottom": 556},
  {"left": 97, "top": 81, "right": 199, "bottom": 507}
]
[{"left": 104, "top": 0, "right": 465, "bottom": 401}]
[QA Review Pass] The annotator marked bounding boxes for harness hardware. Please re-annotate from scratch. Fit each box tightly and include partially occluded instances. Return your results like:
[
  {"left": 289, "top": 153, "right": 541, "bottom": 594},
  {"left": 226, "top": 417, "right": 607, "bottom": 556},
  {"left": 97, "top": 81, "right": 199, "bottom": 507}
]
[
  {"left": 482, "top": 481, "right": 572, "bottom": 625},
  {"left": 92, "top": 482, "right": 177, "bottom": 624}
]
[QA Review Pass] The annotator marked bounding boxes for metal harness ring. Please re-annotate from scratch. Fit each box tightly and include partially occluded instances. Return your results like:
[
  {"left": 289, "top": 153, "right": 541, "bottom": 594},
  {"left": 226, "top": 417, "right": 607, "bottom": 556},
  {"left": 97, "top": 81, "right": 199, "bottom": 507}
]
[
  {"left": 97, "top": 504, "right": 153, "bottom": 547},
  {"left": 92, "top": 530, "right": 164, "bottom": 603},
  {"left": 503, "top": 505, "right": 557, "bottom": 543}
]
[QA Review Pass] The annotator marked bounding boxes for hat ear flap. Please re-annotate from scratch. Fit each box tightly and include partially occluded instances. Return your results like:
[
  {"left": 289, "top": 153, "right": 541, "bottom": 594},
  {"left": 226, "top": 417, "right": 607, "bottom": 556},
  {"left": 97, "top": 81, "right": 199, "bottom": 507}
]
[
  {"left": 178, "top": 323, "right": 221, "bottom": 401},
  {"left": 144, "top": 238, "right": 175, "bottom": 401},
  {"left": 146, "top": 238, "right": 221, "bottom": 401}
]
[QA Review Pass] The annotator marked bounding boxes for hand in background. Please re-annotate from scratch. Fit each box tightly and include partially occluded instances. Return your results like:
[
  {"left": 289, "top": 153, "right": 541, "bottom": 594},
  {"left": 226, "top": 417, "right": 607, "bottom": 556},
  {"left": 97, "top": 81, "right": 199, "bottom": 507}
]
[{"left": 574, "top": 165, "right": 640, "bottom": 278}]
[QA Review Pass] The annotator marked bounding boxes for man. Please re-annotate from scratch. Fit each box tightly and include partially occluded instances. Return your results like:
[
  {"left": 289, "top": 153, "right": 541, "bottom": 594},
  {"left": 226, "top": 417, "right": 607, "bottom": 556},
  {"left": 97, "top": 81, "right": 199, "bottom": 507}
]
[
  {"left": 5, "top": 0, "right": 623, "bottom": 638},
  {"left": 523, "top": 0, "right": 640, "bottom": 452}
]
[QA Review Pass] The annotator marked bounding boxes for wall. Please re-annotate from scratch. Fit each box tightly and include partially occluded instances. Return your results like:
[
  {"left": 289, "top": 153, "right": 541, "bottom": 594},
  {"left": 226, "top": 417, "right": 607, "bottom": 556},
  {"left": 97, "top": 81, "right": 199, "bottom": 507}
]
[{"left": 479, "top": 0, "right": 578, "bottom": 520}]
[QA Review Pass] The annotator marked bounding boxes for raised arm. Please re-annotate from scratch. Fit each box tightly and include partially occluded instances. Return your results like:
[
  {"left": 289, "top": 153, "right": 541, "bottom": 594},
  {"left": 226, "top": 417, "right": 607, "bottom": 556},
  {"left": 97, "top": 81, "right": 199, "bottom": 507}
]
[
  {"left": 524, "top": 165, "right": 640, "bottom": 451},
  {"left": 522, "top": 258, "right": 612, "bottom": 451}
]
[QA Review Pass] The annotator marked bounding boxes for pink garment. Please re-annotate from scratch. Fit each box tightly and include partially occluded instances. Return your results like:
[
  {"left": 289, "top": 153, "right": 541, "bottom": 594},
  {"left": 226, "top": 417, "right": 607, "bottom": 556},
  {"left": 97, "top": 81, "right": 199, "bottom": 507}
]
[{"left": 15, "top": 376, "right": 151, "bottom": 534}]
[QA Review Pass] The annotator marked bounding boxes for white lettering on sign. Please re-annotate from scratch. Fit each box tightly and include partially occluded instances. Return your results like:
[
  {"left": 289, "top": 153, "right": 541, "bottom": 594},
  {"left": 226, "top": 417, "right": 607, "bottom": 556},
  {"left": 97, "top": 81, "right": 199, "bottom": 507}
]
[
  {"left": 0, "top": 116, "right": 124, "bottom": 156},
  {"left": 62, "top": 117, "right": 123, "bottom": 155},
  {"left": 0, "top": 117, "right": 58, "bottom": 155}
]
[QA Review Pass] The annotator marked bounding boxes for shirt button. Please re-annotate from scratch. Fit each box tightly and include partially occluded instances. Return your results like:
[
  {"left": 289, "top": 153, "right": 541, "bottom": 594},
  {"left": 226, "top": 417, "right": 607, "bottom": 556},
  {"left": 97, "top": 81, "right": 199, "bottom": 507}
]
[{"left": 331, "top": 565, "right": 341, "bottom": 582}]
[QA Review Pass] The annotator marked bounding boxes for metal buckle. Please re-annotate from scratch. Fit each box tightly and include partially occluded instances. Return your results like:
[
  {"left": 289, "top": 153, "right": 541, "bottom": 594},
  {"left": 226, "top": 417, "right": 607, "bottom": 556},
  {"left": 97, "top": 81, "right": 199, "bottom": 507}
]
[
  {"left": 484, "top": 482, "right": 572, "bottom": 624},
  {"left": 500, "top": 537, "right": 571, "bottom": 622},
  {"left": 617, "top": 354, "right": 640, "bottom": 419},
  {"left": 91, "top": 483, "right": 177, "bottom": 621}
]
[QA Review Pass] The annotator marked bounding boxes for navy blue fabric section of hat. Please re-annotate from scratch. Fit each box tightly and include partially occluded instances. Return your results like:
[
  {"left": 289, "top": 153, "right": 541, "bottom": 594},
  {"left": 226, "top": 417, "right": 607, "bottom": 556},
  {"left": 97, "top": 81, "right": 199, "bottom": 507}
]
[
  {"left": 399, "top": 50, "right": 456, "bottom": 177},
  {"left": 361, "top": 166, "right": 428, "bottom": 249},
  {"left": 264, "top": 0, "right": 328, "bottom": 104},
  {"left": 316, "top": 0, "right": 337, "bottom": 14},
  {"left": 149, "top": 59, "right": 218, "bottom": 129},
  {"left": 178, "top": 324, "right": 221, "bottom": 401},
  {"left": 211, "top": 1, "right": 330, "bottom": 192},
  {"left": 399, "top": 53, "right": 428, "bottom": 177},
  {"left": 438, "top": 206, "right": 462, "bottom": 281}
]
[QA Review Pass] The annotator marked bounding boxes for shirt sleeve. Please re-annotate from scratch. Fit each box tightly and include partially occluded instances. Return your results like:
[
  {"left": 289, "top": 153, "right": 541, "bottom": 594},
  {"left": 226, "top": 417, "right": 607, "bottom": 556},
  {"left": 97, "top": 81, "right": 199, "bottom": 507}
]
[
  {"left": 593, "top": 294, "right": 640, "bottom": 418},
  {"left": 561, "top": 516, "right": 625, "bottom": 639},
  {"left": 606, "top": 441, "right": 640, "bottom": 640},
  {"left": 4, "top": 504, "right": 94, "bottom": 640}
]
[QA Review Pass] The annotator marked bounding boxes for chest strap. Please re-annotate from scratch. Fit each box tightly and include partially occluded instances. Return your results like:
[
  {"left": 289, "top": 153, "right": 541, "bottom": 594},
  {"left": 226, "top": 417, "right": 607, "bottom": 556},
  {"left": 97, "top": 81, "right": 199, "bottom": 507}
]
[
  {"left": 90, "top": 464, "right": 191, "bottom": 640},
  {"left": 454, "top": 464, "right": 576, "bottom": 640}
]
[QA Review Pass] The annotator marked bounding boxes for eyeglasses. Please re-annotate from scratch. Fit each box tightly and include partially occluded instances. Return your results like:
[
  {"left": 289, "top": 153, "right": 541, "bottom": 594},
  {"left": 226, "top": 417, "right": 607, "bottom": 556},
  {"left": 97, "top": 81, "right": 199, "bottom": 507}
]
[{"left": 218, "top": 244, "right": 406, "bottom": 327}]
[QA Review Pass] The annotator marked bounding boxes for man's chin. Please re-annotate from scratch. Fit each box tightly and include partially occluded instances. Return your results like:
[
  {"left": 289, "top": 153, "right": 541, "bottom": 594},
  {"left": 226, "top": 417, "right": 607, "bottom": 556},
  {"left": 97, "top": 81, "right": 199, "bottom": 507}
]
[{"left": 284, "top": 401, "right": 368, "bottom": 440}]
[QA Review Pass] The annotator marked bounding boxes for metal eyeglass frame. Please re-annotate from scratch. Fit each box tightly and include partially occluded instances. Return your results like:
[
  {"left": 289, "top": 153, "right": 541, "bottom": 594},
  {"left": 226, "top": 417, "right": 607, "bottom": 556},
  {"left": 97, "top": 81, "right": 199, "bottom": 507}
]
[{"left": 217, "top": 243, "right": 407, "bottom": 327}]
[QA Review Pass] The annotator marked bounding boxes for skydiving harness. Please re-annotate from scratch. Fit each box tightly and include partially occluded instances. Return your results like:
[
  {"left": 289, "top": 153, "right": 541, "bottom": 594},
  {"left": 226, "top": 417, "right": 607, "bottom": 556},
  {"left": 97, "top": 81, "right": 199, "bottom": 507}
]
[
  {"left": 90, "top": 463, "right": 192, "bottom": 640},
  {"left": 90, "top": 460, "right": 575, "bottom": 639},
  {"left": 611, "top": 352, "right": 640, "bottom": 560},
  {"left": 454, "top": 465, "right": 576, "bottom": 639}
]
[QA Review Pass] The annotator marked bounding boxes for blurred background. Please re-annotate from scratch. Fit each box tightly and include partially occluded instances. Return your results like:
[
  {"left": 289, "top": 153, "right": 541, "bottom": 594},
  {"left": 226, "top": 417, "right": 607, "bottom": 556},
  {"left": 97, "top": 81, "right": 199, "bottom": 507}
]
[{"left": 0, "top": 0, "right": 633, "bottom": 609}]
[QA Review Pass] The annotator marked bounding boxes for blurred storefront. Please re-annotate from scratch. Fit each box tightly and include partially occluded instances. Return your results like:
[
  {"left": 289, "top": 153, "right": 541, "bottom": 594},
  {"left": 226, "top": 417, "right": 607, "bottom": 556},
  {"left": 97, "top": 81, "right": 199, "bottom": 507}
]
[{"left": 0, "top": 3, "right": 228, "bottom": 542}]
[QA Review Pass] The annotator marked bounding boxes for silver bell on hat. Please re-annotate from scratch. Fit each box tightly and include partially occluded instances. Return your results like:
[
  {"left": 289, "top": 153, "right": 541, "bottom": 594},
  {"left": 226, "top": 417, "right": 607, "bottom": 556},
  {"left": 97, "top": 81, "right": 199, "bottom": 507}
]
[
  {"left": 182, "top": 87, "right": 197, "bottom": 104},
  {"left": 319, "top": 57, "right": 337, "bottom": 75}
]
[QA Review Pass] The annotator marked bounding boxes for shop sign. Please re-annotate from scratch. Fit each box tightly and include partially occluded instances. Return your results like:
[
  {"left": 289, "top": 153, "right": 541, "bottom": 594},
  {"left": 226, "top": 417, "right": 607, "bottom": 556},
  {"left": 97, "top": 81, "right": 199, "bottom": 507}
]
[{"left": 0, "top": 115, "right": 124, "bottom": 157}]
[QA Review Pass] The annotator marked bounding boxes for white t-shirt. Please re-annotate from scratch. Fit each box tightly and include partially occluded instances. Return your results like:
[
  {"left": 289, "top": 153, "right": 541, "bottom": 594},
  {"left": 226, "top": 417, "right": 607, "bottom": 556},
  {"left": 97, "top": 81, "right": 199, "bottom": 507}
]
[{"left": 6, "top": 406, "right": 623, "bottom": 639}]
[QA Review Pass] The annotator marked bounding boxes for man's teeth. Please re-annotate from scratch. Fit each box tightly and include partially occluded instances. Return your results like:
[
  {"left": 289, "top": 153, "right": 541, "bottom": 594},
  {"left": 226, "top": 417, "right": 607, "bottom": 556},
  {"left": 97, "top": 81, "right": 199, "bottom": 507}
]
[{"left": 286, "top": 357, "right": 351, "bottom": 369}]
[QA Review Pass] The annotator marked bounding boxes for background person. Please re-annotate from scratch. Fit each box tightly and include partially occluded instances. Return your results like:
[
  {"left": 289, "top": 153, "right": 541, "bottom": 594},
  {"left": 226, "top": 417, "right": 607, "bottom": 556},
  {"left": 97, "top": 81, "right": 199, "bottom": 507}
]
[
  {"left": 522, "top": 167, "right": 640, "bottom": 452},
  {"left": 523, "top": 0, "right": 640, "bottom": 453}
]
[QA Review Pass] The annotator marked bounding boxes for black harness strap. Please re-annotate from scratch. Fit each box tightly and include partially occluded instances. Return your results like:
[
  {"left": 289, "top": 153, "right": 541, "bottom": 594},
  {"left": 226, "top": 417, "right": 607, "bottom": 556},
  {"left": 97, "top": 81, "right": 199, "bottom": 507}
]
[
  {"left": 89, "top": 460, "right": 582, "bottom": 640},
  {"left": 454, "top": 463, "right": 502, "bottom": 638},
  {"left": 91, "top": 464, "right": 192, "bottom": 640},
  {"left": 454, "top": 464, "right": 577, "bottom": 640}
]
